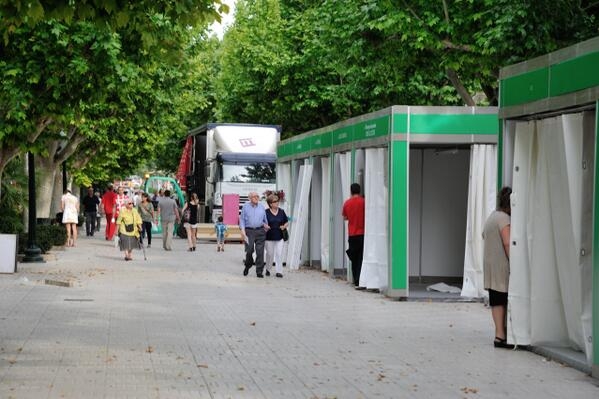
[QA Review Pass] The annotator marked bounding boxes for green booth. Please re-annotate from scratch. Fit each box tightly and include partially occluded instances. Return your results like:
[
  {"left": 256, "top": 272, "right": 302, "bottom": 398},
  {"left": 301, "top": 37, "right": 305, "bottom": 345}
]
[
  {"left": 277, "top": 105, "right": 498, "bottom": 299},
  {"left": 499, "top": 36, "right": 599, "bottom": 376}
]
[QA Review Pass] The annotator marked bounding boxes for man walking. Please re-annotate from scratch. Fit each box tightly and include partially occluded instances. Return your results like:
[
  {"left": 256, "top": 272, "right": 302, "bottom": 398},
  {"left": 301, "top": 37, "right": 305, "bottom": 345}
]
[
  {"left": 82, "top": 187, "right": 100, "bottom": 236},
  {"left": 240, "top": 192, "right": 269, "bottom": 278},
  {"left": 343, "top": 183, "right": 365, "bottom": 288},
  {"left": 103, "top": 183, "right": 117, "bottom": 240},
  {"left": 158, "top": 189, "right": 180, "bottom": 251}
]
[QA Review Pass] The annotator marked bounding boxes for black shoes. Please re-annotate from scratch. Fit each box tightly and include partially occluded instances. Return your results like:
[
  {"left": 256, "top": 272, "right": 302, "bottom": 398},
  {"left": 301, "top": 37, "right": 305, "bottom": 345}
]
[
  {"left": 275, "top": 273, "right": 283, "bottom": 278},
  {"left": 265, "top": 271, "right": 271, "bottom": 276},
  {"left": 494, "top": 337, "right": 515, "bottom": 349},
  {"left": 243, "top": 266, "right": 249, "bottom": 276},
  {"left": 257, "top": 274, "right": 264, "bottom": 278}
]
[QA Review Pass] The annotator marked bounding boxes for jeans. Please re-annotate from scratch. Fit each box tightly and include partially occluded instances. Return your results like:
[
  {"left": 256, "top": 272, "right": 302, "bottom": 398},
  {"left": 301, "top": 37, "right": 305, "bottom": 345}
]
[
  {"left": 141, "top": 221, "right": 152, "bottom": 245},
  {"left": 85, "top": 211, "right": 97, "bottom": 235}
]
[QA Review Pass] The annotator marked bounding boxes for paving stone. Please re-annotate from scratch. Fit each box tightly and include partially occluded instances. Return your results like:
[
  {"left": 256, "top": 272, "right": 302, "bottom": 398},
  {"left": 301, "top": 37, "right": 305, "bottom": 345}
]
[{"left": 0, "top": 235, "right": 597, "bottom": 398}]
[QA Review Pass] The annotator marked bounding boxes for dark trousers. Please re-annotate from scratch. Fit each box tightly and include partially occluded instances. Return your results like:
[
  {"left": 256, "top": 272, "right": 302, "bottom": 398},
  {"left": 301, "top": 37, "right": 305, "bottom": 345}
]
[
  {"left": 85, "top": 211, "right": 97, "bottom": 235},
  {"left": 245, "top": 228, "right": 266, "bottom": 275},
  {"left": 347, "top": 235, "right": 364, "bottom": 286},
  {"left": 141, "top": 221, "right": 153, "bottom": 245}
]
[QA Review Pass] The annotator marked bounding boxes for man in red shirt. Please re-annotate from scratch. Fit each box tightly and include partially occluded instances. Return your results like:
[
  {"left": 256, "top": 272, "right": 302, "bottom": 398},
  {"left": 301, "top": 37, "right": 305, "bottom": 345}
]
[
  {"left": 102, "top": 183, "right": 118, "bottom": 240},
  {"left": 342, "top": 183, "right": 365, "bottom": 288}
]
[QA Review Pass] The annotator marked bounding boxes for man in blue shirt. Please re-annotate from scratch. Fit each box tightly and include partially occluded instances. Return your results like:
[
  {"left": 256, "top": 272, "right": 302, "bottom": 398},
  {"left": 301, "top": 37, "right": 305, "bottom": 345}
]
[{"left": 239, "top": 192, "right": 269, "bottom": 278}]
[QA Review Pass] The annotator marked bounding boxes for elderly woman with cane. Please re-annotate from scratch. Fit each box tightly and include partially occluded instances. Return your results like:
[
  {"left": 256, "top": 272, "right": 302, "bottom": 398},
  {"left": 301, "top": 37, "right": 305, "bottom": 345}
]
[{"left": 116, "top": 200, "right": 142, "bottom": 261}]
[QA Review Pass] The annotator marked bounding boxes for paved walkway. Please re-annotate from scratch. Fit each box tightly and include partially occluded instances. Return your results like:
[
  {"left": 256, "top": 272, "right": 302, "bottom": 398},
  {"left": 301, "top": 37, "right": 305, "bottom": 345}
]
[{"left": 1, "top": 234, "right": 598, "bottom": 399}]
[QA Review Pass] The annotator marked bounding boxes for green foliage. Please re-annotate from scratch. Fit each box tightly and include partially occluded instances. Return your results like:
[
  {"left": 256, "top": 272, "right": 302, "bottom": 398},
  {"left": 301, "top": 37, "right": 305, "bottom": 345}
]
[
  {"left": 18, "top": 224, "right": 66, "bottom": 254},
  {"left": 0, "top": 1, "right": 228, "bottom": 49},
  {"left": 0, "top": 0, "right": 228, "bottom": 188},
  {"left": 214, "top": 0, "right": 599, "bottom": 135},
  {"left": 0, "top": 156, "right": 26, "bottom": 234}
]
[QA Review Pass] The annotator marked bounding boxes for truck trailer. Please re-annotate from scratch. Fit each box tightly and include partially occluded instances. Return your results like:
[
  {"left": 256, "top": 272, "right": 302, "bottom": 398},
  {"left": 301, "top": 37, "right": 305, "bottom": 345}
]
[{"left": 178, "top": 123, "right": 281, "bottom": 223}]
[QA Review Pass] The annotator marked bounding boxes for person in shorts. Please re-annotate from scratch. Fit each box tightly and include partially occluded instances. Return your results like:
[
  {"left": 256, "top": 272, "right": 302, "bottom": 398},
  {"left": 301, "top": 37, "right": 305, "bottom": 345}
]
[{"left": 214, "top": 216, "right": 227, "bottom": 252}]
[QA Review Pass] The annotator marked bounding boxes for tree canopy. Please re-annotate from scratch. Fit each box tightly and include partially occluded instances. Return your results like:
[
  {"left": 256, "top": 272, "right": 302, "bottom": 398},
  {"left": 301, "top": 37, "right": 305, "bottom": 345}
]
[
  {"left": 214, "top": 0, "right": 599, "bottom": 135},
  {"left": 1, "top": 0, "right": 599, "bottom": 196}
]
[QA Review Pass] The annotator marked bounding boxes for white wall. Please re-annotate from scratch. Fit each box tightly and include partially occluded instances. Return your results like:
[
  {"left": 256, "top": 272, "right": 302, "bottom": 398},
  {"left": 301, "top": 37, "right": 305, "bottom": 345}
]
[{"left": 409, "top": 148, "right": 470, "bottom": 278}]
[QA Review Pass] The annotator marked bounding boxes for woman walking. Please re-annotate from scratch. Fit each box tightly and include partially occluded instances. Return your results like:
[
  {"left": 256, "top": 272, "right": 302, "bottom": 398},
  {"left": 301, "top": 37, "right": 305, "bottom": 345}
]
[
  {"left": 116, "top": 200, "right": 142, "bottom": 261},
  {"left": 138, "top": 193, "right": 155, "bottom": 248},
  {"left": 182, "top": 193, "right": 201, "bottom": 251},
  {"left": 61, "top": 189, "right": 80, "bottom": 247},
  {"left": 264, "top": 194, "right": 288, "bottom": 278}
]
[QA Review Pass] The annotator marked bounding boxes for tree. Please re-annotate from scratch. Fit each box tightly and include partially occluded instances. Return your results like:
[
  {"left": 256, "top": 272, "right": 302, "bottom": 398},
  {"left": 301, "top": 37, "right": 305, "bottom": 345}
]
[
  {"left": 0, "top": 1, "right": 229, "bottom": 211},
  {"left": 215, "top": 0, "right": 599, "bottom": 136}
]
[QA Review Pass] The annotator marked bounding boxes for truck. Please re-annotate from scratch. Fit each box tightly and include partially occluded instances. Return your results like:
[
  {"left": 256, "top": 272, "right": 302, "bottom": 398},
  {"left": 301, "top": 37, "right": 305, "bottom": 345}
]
[{"left": 177, "top": 123, "right": 280, "bottom": 223}]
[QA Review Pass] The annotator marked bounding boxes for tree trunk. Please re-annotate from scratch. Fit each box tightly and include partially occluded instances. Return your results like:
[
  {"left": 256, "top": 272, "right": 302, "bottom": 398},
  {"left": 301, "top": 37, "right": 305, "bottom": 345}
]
[
  {"left": 446, "top": 68, "right": 475, "bottom": 106},
  {"left": 50, "top": 169, "right": 64, "bottom": 220},
  {"left": 35, "top": 156, "right": 59, "bottom": 219}
]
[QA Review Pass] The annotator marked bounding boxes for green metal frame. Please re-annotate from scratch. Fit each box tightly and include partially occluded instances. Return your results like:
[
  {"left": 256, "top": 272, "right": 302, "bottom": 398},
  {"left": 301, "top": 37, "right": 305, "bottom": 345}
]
[{"left": 594, "top": 102, "right": 599, "bottom": 377}]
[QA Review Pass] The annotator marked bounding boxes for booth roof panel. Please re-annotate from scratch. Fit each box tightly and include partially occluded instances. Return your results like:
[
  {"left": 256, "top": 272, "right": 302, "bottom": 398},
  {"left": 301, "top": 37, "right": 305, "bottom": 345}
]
[
  {"left": 310, "top": 131, "right": 332, "bottom": 150},
  {"left": 277, "top": 106, "right": 498, "bottom": 159},
  {"left": 408, "top": 114, "right": 498, "bottom": 135},
  {"left": 353, "top": 115, "right": 390, "bottom": 141},
  {"left": 500, "top": 68, "right": 549, "bottom": 108},
  {"left": 550, "top": 51, "right": 599, "bottom": 97},
  {"left": 332, "top": 125, "right": 354, "bottom": 146},
  {"left": 499, "top": 36, "right": 599, "bottom": 117}
]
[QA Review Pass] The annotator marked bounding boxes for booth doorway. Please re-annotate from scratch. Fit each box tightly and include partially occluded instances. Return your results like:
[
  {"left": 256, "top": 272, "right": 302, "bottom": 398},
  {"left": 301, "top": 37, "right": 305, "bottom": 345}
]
[{"left": 408, "top": 146, "right": 471, "bottom": 293}]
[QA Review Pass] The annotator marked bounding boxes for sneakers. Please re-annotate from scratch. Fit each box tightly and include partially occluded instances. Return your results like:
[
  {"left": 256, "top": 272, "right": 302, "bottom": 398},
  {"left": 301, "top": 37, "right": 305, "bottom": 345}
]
[
  {"left": 265, "top": 271, "right": 271, "bottom": 276},
  {"left": 275, "top": 273, "right": 283, "bottom": 278}
]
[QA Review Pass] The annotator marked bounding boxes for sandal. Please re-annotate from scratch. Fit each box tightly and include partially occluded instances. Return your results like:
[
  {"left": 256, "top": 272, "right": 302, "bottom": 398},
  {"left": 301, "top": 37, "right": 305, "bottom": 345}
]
[{"left": 494, "top": 337, "right": 514, "bottom": 349}]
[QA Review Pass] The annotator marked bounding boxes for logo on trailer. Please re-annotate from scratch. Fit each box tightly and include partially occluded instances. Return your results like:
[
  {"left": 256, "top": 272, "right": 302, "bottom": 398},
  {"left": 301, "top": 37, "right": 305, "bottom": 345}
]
[{"left": 239, "top": 138, "right": 256, "bottom": 147}]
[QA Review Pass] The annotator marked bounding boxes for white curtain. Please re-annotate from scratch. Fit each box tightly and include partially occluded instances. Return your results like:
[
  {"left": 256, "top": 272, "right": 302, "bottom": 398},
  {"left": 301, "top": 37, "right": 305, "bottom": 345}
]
[
  {"left": 507, "top": 121, "right": 535, "bottom": 345},
  {"left": 286, "top": 164, "right": 313, "bottom": 270},
  {"left": 461, "top": 144, "right": 497, "bottom": 297},
  {"left": 320, "top": 157, "right": 331, "bottom": 271},
  {"left": 277, "top": 163, "right": 292, "bottom": 261},
  {"left": 359, "top": 148, "right": 389, "bottom": 290},
  {"left": 508, "top": 113, "right": 593, "bottom": 365}
]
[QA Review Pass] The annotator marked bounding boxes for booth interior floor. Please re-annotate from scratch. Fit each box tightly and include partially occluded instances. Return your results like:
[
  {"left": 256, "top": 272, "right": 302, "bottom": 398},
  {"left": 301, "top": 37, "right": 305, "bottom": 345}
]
[{"left": 407, "top": 283, "right": 482, "bottom": 302}]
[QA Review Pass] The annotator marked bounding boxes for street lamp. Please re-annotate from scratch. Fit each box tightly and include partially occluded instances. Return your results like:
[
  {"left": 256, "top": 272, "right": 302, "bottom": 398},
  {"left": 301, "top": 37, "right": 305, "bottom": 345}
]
[{"left": 22, "top": 151, "right": 44, "bottom": 263}]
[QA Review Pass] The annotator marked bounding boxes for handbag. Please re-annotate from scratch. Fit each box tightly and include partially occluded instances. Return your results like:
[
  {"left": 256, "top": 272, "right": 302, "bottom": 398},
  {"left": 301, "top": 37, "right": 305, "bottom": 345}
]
[
  {"left": 125, "top": 223, "right": 135, "bottom": 232},
  {"left": 282, "top": 228, "right": 289, "bottom": 242}
]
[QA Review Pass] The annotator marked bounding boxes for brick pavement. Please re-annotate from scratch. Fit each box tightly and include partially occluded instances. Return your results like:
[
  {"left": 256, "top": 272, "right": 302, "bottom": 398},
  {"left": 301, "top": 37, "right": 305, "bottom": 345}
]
[{"left": 0, "top": 234, "right": 598, "bottom": 399}]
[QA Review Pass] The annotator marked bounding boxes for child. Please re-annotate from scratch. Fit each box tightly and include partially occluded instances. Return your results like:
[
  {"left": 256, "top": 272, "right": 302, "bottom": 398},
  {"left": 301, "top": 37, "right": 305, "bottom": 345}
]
[{"left": 214, "top": 216, "right": 227, "bottom": 252}]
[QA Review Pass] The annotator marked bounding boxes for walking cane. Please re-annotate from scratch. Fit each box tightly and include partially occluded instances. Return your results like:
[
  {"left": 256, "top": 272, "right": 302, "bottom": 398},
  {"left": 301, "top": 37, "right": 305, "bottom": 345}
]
[{"left": 139, "top": 231, "right": 147, "bottom": 260}]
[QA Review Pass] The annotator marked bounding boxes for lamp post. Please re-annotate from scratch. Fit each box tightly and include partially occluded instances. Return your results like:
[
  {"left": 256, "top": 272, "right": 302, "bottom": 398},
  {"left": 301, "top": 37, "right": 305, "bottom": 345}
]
[{"left": 22, "top": 152, "right": 44, "bottom": 263}]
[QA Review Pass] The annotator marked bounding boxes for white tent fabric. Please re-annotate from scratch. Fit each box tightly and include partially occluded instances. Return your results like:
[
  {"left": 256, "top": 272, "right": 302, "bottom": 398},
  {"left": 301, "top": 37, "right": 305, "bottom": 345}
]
[
  {"left": 286, "top": 164, "right": 313, "bottom": 270},
  {"left": 320, "top": 157, "right": 331, "bottom": 271},
  {"left": 276, "top": 163, "right": 292, "bottom": 261},
  {"left": 507, "top": 121, "right": 535, "bottom": 345},
  {"left": 276, "top": 163, "right": 292, "bottom": 201},
  {"left": 461, "top": 144, "right": 497, "bottom": 298},
  {"left": 508, "top": 113, "right": 593, "bottom": 364},
  {"left": 359, "top": 148, "right": 389, "bottom": 290}
]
